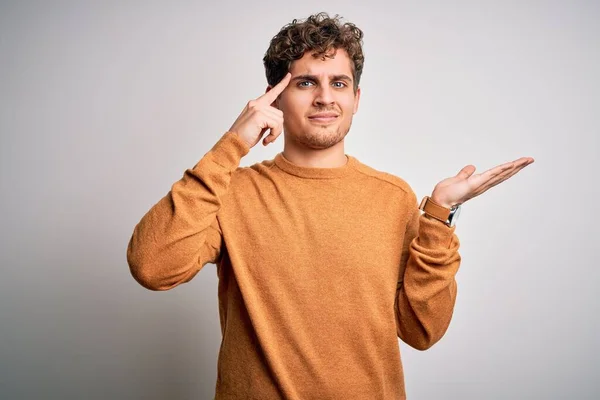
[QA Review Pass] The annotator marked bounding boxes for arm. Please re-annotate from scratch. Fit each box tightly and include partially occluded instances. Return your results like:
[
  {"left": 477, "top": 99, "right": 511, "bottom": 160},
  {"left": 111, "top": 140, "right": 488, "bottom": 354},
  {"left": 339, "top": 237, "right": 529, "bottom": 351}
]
[
  {"left": 395, "top": 156, "right": 534, "bottom": 349},
  {"left": 127, "top": 73, "right": 292, "bottom": 290},
  {"left": 395, "top": 198, "right": 461, "bottom": 350},
  {"left": 126, "top": 132, "right": 249, "bottom": 291}
]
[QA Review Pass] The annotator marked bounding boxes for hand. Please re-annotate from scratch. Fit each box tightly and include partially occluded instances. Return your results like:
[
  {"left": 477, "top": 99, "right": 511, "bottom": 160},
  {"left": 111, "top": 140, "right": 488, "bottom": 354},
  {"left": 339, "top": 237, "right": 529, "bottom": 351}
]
[
  {"left": 430, "top": 157, "right": 535, "bottom": 208},
  {"left": 229, "top": 73, "right": 291, "bottom": 149}
]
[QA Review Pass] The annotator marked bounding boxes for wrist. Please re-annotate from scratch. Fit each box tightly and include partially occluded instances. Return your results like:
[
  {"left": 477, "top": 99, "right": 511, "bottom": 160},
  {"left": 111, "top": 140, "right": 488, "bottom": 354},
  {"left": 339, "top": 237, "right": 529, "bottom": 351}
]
[
  {"left": 430, "top": 194, "right": 453, "bottom": 209},
  {"left": 419, "top": 195, "right": 462, "bottom": 227},
  {"left": 230, "top": 131, "right": 253, "bottom": 151}
]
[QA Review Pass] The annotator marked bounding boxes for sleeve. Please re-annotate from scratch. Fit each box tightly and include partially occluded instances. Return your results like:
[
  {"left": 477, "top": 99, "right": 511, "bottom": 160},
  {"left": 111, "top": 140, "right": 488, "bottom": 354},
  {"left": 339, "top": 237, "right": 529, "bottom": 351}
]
[
  {"left": 395, "top": 194, "right": 461, "bottom": 350},
  {"left": 126, "top": 131, "right": 250, "bottom": 291}
]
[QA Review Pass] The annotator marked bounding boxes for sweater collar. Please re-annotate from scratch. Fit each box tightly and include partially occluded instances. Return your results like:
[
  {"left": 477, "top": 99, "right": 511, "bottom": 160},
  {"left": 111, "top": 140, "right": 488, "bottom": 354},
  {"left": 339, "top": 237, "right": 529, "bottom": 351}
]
[{"left": 274, "top": 152, "right": 356, "bottom": 179}]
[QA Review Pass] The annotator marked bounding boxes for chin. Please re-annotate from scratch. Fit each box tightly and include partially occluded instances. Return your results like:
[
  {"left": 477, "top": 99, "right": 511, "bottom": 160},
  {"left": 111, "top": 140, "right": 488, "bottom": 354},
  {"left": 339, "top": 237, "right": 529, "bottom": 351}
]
[
  {"left": 299, "top": 129, "right": 348, "bottom": 149},
  {"left": 285, "top": 121, "right": 352, "bottom": 150}
]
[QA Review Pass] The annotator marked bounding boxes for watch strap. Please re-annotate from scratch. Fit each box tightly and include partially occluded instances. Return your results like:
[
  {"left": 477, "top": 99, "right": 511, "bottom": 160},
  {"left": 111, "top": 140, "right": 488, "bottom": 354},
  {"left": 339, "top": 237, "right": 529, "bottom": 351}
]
[{"left": 419, "top": 196, "right": 451, "bottom": 223}]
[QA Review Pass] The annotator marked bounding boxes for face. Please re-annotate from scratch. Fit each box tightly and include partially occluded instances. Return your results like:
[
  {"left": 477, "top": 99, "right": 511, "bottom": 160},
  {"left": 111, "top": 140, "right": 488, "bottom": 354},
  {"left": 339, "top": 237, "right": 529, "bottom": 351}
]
[{"left": 272, "top": 48, "right": 361, "bottom": 150}]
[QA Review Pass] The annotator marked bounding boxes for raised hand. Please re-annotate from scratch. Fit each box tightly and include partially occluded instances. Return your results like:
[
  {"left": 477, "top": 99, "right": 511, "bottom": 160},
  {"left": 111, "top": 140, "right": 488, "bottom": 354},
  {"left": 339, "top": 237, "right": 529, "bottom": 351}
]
[
  {"left": 430, "top": 157, "right": 535, "bottom": 208},
  {"left": 229, "top": 73, "right": 291, "bottom": 149}
]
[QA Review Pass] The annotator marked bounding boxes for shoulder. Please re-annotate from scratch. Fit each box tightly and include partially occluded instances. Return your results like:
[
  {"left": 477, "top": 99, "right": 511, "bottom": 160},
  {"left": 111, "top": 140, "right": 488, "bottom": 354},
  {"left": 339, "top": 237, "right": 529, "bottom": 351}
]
[
  {"left": 350, "top": 156, "right": 416, "bottom": 199},
  {"left": 230, "top": 158, "right": 277, "bottom": 181}
]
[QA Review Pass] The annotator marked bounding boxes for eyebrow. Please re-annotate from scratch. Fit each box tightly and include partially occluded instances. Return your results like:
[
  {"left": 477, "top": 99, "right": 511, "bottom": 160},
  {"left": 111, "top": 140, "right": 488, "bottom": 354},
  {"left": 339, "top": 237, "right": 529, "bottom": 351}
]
[{"left": 292, "top": 74, "right": 353, "bottom": 83}]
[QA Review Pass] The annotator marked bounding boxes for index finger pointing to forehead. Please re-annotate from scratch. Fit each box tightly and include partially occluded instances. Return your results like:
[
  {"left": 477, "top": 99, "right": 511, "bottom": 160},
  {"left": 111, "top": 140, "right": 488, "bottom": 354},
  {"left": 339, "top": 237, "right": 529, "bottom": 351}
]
[{"left": 260, "top": 72, "right": 291, "bottom": 103}]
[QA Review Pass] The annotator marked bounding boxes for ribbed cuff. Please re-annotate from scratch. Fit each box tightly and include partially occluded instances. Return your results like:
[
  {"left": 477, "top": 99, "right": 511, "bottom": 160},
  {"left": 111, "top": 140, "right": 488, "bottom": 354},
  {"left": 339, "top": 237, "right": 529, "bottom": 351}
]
[
  {"left": 417, "top": 214, "right": 457, "bottom": 249},
  {"left": 205, "top": 131, "right": 251, "bottom": 171}
]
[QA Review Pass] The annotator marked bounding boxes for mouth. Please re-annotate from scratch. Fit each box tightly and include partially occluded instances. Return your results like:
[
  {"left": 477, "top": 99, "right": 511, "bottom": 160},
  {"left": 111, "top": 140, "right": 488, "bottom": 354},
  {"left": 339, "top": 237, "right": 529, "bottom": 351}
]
[{"left": 308, "top": 113, "right": 339, "bottom": 124}]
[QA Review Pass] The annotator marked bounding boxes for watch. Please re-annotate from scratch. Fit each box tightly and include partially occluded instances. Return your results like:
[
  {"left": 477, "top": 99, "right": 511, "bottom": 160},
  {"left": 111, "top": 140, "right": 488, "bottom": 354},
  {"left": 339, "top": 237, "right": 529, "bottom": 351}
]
[{"left": 419, "top": 196, "right": 461, "bottom": 227}]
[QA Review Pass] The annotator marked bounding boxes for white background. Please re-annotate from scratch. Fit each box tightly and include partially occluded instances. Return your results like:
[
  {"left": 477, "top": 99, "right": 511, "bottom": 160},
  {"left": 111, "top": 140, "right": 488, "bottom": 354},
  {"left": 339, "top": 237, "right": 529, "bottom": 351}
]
[{"left": 1, "top": 0, "right": 598, "bottom": 398}]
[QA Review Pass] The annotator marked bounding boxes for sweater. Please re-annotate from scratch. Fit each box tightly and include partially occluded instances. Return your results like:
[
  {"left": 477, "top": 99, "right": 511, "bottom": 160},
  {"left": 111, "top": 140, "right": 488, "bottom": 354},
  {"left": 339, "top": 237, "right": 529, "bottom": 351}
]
[{"left": 127, "top": 131, "right": 461, "bottom": 400}]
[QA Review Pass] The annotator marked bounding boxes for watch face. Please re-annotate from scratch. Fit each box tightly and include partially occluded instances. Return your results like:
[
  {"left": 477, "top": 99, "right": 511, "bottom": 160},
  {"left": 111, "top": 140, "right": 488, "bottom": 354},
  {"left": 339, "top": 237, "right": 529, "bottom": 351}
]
[{"left": 449, "top": 205, "right": 461, "bottom": 226}]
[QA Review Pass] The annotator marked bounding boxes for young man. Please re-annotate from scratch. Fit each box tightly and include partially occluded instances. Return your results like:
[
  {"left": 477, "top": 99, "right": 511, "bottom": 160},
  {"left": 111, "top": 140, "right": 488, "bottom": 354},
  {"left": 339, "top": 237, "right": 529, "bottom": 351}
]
[{"left": 127, "top": 13, "right": 533, "bottom": 399}]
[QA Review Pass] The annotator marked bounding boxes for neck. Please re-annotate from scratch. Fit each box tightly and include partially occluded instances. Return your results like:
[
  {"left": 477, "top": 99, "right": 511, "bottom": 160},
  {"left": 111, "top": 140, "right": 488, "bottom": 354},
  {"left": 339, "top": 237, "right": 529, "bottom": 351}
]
[{"left": 282, "top": 138, "right": 347, "bottom": 168}]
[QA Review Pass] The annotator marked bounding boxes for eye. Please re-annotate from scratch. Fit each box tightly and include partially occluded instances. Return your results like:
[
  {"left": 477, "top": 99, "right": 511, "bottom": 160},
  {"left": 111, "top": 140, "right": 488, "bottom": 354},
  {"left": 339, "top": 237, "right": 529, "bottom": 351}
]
[
  {"left": 332, "top": 81, "right": 347, "bottom": 88},
  {"left": 298, "top": 80, "right": 314, "bottom": 88}
]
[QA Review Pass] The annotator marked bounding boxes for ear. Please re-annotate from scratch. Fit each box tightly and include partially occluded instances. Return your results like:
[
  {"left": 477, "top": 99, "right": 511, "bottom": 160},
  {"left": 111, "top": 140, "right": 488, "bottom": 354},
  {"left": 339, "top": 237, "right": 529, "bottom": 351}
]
[{"left": 353, "top": 86, "right": 361, "bottom": 114}]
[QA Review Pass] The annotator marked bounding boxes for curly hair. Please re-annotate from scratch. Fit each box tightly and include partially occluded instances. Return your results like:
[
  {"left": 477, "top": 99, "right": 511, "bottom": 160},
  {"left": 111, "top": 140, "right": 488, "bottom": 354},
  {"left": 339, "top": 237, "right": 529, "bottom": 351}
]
[{"left": 263, "top": 12, "right": 364, "bottom": 93}]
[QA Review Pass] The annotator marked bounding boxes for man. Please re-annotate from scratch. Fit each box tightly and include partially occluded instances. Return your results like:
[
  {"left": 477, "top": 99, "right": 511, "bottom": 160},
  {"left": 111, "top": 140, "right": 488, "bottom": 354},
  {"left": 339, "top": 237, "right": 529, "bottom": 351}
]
[{"left": 127, "top": 12, "right": 533, "bottom": 399}]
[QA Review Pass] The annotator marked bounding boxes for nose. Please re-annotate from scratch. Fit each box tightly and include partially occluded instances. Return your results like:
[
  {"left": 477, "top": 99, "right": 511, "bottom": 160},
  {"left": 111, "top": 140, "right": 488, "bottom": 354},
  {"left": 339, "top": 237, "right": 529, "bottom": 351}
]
[{"left": 313, "top": 84, "right": 334, "bottom": 107}]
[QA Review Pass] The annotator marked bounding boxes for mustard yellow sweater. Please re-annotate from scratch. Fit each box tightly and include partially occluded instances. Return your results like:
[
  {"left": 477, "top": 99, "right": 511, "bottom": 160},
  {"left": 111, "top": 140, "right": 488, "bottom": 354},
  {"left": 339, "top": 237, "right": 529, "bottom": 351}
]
[{"left": 127, "top": 131, "right": 461, "bottom": 399}]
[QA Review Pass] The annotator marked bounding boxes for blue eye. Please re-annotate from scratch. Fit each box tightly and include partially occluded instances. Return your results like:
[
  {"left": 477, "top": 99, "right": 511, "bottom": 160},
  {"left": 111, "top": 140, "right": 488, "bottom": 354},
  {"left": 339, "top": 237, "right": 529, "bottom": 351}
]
[{"left": 298, "top": 81, "right": 314, "bottom": 87}]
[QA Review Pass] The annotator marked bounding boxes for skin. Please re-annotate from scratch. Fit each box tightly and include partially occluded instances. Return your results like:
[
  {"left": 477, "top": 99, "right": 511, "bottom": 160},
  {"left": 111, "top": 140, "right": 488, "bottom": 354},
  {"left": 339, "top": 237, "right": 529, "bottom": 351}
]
[
  {"left": 429, "top": 157, "right": 534, "bottom": 209},
  {"left": 229, "top": 47, "right": 534, "bottom": 210},
  {"left": 268, "top": 48, "right": 360, "bottom": 168}
]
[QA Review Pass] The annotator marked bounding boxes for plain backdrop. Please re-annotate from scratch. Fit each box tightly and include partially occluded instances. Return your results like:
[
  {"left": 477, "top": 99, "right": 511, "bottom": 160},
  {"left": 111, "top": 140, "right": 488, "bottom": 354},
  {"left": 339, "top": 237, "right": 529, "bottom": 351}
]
[{"left": 1, "top": 0, "right": 598, "bottom": 399}]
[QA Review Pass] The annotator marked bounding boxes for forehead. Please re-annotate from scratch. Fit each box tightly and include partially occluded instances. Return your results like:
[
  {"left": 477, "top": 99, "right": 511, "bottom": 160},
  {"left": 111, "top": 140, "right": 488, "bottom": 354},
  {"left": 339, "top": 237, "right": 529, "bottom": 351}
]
[{"left": 289, "top": 48, "right": 353, "bottom": 78}]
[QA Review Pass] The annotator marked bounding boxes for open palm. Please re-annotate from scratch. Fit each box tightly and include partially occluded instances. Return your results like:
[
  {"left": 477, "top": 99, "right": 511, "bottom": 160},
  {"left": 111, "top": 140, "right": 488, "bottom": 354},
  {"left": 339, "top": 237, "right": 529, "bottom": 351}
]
[{"left": 431, "top": 157, "right": 535, "bottom": 208}]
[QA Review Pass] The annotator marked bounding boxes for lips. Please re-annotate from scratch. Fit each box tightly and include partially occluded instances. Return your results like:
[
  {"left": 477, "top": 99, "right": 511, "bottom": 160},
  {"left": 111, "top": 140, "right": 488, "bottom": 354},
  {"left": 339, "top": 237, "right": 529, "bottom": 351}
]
[{"left": 308, "top": 112, "right": 339, "bottom": 124}]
